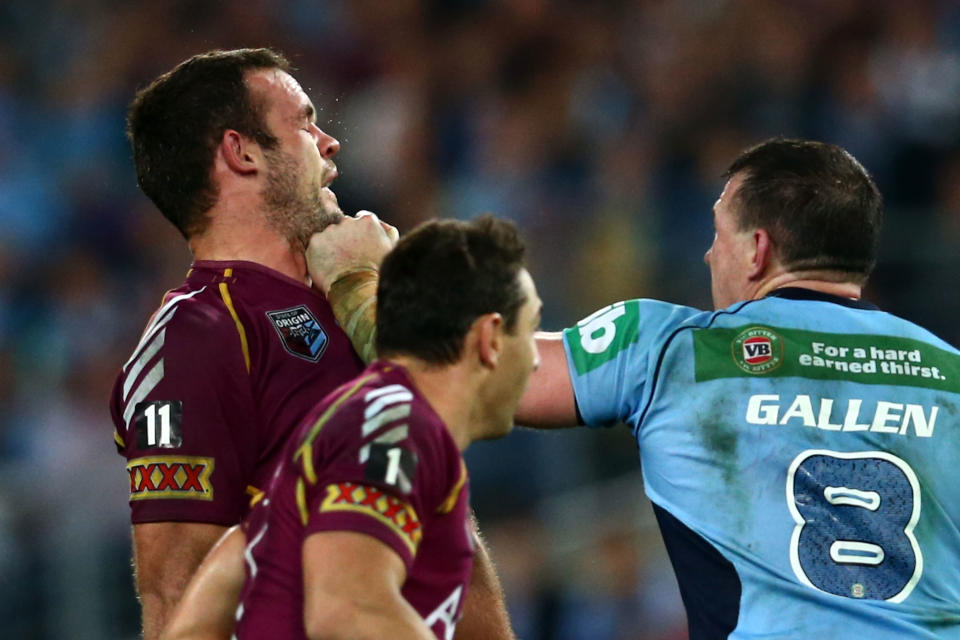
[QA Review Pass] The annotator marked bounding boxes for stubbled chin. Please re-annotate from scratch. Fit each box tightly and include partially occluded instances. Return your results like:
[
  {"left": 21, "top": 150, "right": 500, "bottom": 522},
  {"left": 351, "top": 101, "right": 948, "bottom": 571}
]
[
  {"left": 295, "top": 203, "right": 344, "bottom": 249},
  {"left": 321, "top": 188, "right": 343, "bottom": 218},
  {"left": 318, "top": 185, "right": 343, "bottom": 214},
  {"left": 311, "top": 211, "right": 344, "bottom": 236}
]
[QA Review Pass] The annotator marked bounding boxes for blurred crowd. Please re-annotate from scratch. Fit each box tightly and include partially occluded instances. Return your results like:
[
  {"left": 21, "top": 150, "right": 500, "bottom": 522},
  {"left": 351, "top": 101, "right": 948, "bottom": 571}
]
[{"left": 1, "top": 0, "right": 958, "bottom": 638}]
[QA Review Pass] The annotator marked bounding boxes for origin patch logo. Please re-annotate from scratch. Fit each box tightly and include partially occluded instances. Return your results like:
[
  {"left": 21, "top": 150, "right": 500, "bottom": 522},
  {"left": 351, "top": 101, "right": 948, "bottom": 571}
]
[
  {"left": 732, "top": 327, "right": 784, "bottom": 374},
  {"left": 267, "top": 305, "right": 328, "bottom": 362}
]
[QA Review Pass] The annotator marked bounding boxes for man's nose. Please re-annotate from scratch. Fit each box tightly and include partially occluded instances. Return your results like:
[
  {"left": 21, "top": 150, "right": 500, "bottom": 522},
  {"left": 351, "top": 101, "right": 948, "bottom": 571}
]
[{"left": 317, "top": 128, "right": 340, "bottom": 159}]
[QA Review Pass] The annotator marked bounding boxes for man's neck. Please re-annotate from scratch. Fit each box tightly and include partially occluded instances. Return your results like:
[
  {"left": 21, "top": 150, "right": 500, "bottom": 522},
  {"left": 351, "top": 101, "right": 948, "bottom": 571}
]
[
  {"left": 754, "top": 272, "right": 863, "bottom": 301},
  {"left": 189, "top": 218, "right": 308, "bottom": 284},
  {"left": 386, "top": 356, "right": 481, "bottom": 452}
]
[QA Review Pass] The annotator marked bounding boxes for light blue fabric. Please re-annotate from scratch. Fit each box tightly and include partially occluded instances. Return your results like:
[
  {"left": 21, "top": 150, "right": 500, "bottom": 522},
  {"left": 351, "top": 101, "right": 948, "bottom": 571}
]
[{"left": 563, "top": 293, "right": 960, "bottom": 638}]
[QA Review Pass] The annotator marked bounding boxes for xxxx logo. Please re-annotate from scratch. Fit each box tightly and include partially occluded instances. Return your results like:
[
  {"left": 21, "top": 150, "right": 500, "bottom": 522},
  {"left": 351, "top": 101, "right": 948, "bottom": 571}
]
[
  {"left": 321, "top": 482, "right": 422, "bottom": 552},
  {"left": 127, "top": 456, "right": 214, "bottom": 501}
]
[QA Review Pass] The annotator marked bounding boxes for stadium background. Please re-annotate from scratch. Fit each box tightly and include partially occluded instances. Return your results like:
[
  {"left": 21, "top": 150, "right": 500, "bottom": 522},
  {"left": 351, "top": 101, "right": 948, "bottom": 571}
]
[{"left": 1, "top": 1, "right": 958, "bottom": 637}]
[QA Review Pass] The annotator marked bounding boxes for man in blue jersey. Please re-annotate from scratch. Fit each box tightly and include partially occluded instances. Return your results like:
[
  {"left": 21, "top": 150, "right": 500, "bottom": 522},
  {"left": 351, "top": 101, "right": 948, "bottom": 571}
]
[
  {"left": 516, "top": 138, "right": 960, "bottom": 638},
  {"left": 310, "top": 138, "right": 960, "bottom": 638}
]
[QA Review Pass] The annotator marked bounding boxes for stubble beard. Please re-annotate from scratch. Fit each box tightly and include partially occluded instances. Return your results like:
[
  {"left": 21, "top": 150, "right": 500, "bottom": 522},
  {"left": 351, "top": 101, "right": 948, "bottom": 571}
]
[{"left": 262, "top": 149, "right": 344, "bottom": 251}]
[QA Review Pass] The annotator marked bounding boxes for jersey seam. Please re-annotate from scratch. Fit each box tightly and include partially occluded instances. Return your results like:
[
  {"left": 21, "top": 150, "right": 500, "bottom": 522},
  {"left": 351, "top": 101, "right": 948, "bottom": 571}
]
[
  {"left": 437, "top": 459, "right": 468, "bottom": 514},
  {"left": 218, "top": 268, "right": 252, "bottom": 373},
  {"left": 633, "top": 299, "right": 757, "bottom": 438}
]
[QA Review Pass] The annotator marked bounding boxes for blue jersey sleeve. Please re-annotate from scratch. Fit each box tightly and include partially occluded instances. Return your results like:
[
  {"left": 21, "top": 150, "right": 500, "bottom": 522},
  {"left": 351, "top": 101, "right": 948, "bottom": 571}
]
[{"left": 561, "top": 299, "right": 703, "bottom": 428}]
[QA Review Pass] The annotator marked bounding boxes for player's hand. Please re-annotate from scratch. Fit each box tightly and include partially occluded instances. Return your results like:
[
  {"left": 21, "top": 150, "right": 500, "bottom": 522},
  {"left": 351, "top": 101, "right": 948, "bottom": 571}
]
[{"left": 306, "top": 211, "right": 398, "bottom": 295}]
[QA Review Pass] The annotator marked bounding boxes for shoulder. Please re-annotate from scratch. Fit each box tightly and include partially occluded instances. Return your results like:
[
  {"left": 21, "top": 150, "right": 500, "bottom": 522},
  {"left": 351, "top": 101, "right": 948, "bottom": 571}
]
[
  {"left": 567, "top": 298, "right": 710, "bottom": 343},
  {"left": 308, "top": 367, "right": 459, "bottom": 495},
  {"left": 329, "top": 370, "right": 451, "bottom": 460},
  {"left": 875, "top": 310, "right": 960, "bottom": 355},
  {"left": 563, "top": 298, "right": 710, "bottom": 374},
  {"left": 111, "top": 284, "right": 249, "bottom": 428},
  {"left": 169, "top": 290, "right": 237, "bottom": 333},
  {"left": 143, "top": 284, "right": 247, "bottom": 358}
]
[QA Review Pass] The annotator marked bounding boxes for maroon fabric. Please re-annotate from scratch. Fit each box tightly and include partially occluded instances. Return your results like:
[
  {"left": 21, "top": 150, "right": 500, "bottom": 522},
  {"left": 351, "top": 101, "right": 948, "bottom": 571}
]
[
  {"left": 110, "top": 260, "right": 364, "bottom": 525},
  {"left": 235, "top": 362, "right": 474, "bottom": 640}
]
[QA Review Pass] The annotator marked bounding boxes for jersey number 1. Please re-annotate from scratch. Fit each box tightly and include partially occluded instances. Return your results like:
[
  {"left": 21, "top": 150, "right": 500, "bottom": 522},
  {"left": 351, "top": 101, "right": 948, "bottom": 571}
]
[{"left": 786, "top": 450, "right": 923, "bottom": 602}]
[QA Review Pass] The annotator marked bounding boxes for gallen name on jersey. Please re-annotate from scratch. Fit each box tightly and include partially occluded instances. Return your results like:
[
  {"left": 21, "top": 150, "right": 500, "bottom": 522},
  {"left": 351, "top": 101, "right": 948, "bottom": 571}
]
[{"left": 746, "top": 394, "right": 939, "bottom": 438}]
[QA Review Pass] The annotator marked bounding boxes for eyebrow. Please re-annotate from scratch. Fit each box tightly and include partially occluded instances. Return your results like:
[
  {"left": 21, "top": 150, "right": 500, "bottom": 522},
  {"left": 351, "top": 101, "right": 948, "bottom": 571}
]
[{"left": 301, "top": 103, "right": 316, "bottom": 123}]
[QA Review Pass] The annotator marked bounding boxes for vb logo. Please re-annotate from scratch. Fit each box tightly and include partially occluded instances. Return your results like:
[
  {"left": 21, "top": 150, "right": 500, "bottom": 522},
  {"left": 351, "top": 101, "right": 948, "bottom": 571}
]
[
  {"left": 732, "top": 327, "right": 783, "bottom": 374},
  {"left": 743, "top": 336, "right": 773, "bottom": 364}
]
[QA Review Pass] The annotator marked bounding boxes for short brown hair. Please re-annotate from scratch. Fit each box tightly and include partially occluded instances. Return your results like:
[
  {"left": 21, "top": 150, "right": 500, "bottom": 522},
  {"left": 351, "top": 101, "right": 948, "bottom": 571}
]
[
  {"left": 725, "top": 138, "right": 883, "bottom": 283},
  {"left": 376, "top": 215, "right": 528, "bottom": 365},
  {"left": 127, "top": 48, "right": 290, "bottom": 238}
]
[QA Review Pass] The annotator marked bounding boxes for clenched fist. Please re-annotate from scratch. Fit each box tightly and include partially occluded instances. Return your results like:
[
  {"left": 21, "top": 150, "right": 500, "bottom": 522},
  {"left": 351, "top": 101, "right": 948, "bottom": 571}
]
[{"left": 306, "top": 211, "right": 399, "bottom": 295}]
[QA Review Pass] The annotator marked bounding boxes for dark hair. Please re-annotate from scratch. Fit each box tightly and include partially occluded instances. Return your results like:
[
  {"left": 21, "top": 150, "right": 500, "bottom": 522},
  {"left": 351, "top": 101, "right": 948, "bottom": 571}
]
[
  {"left": 126, "top": 48, "right": 290, "bottom": 238},
  {"left": 376, "top": 215, "right": 528, "bottom": 365},
  {"left": 724, "top": 138, "right": 883, "bottom": 282}
]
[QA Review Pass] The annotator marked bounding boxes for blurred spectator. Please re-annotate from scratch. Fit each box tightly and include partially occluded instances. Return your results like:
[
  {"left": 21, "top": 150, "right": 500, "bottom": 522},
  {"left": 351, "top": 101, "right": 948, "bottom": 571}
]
[{"left": 0, "top": 1, "right": 957, "bottom": 637}]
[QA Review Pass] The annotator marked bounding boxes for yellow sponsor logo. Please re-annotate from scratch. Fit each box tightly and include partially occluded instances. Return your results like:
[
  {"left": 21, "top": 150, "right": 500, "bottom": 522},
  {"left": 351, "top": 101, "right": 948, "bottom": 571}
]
[
  {"left": 127, "top": 455, "right": 214, "bottom": 501},
  {"left": 320, "top": 482, "right": 422, "bottom": 554}
]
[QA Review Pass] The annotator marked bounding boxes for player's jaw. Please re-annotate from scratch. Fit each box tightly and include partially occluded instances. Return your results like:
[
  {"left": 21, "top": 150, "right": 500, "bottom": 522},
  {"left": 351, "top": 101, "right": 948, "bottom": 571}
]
[
  {"left": 262, "top": 149, "right": 344, "bottom": 249},
  {"left": 481, "top": 272, "right": 542, "bottom": 440},
  {"left": 318, "top": 164, "right": 343, "bottom": 222}
]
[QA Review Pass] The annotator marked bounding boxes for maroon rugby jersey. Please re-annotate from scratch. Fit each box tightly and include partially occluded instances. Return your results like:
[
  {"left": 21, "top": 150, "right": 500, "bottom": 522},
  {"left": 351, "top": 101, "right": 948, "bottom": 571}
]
[
  {"left": 109, "top": 260, "right": 364, "bottom": 525},
  {"left": 235, "top": 361, "right": 474, "bottom": 640}
]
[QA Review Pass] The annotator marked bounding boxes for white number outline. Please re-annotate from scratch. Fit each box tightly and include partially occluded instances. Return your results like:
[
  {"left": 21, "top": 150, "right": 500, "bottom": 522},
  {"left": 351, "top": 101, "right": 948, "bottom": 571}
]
[
  {"left": 785, "top": 449, "right": 923, "bottom": 603},
  {"left": 577, "top": 302, "right": 627, "bottom": 354},
  {"left": 144, "top": 402, "right": 173, "bottom": 447},
  {"left": 385, "top": 447, "right": 403, "bottom": 486}
]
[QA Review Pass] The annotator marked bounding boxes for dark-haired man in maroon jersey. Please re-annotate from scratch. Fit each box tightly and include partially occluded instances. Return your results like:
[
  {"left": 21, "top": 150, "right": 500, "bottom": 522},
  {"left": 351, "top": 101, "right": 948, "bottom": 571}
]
[
  {"left": 111, "top": 48, "right": 511, "bottom": 640},
  {"left": 164, "top": 215, "right": 541, "bottom": 639}
]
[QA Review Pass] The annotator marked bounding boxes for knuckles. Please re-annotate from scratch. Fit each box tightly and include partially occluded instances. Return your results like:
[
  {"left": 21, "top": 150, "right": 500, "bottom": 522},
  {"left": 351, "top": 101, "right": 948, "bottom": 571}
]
[{"left": 306, "top": 212, "right": 395, "bottom": 257}]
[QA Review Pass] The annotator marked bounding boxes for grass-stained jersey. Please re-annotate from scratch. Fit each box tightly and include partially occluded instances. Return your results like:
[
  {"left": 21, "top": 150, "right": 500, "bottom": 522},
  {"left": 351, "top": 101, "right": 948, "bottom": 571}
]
[{"left": 564, "top": 288, "right": 960, "bottom": 639}]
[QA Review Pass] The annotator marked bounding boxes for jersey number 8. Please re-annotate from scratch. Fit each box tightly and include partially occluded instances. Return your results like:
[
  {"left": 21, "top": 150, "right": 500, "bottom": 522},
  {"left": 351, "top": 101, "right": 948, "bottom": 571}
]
[{"left": 786, "top": 450, "right": 923, "bottom": 603}]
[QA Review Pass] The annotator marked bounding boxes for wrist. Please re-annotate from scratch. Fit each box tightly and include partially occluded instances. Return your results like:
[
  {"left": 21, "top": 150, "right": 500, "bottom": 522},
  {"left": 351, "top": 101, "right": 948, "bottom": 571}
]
[
  {"left": 319, "top": 264, "right": 379, "bottom": 295},
  {"left": 327, "top": 268, "right": 380, "bottom": 364}
]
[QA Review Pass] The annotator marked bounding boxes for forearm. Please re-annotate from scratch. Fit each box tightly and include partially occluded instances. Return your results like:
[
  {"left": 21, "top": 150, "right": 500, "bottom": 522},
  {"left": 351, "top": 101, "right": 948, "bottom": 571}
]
[
  {"left": 306, "top": 212, "right": 396, "bottom": 364},
  {"left": 304, "top": 531, "right": 432, "bottom": 640},
  {"left": 327, "top": 268, "right": 379, "bottom": 363},
  {"left": 138, "top": 564, "right": 194, "bottom": 640},
  {"left": 134, "top": 522, "right": 228, "bottom": 640},
  {"left": 306, "top": 601, "right": 434, "bottom": 640},
  {"left": 162, "top": 526, "right": 246, "bottom": 640},
  {"left": 514, "top": 333, "right": 579, "bottom": 428},
  {"left": 140, "top": 591, "right": 171, "bottom": 640}
]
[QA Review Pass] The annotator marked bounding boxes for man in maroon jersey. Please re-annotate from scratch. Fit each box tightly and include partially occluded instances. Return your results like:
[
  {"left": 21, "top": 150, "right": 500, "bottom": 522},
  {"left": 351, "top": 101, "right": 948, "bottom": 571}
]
[
  {"left": 113, "top": 48, "right": 521, "bottom": 640},
  {"left": 111, "top": 48, "right": 389, "bottom": 638},
  {"left": 164, "top": 216, "right": 541, "bottom": 639}
]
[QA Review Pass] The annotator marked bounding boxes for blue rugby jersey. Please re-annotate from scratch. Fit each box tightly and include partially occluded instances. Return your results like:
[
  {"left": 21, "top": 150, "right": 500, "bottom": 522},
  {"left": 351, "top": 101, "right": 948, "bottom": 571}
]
[{"left": 563, "top": 288, "right": 960, "bottom": 639}]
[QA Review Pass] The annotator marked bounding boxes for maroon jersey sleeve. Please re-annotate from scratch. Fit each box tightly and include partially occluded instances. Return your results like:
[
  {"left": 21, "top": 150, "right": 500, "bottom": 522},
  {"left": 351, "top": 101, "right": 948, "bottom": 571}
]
[
  {"left": 110, "top": 290, "right": 257, "bottom": 525},
  {"left": 300, "top": 379, "right": 462, "bottom": 570}
]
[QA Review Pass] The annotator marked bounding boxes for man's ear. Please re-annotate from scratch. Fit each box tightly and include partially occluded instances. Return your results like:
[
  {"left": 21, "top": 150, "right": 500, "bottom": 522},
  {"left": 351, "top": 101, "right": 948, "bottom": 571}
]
[
  {"left": 220, "top": 129, "right": 261, "bottom": 176},
  {"left": 749, "top": 228, "right": 773, "bottom": 280},
  {"left": 473, "top": 313, "right": 504, "bottom": 369}
]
